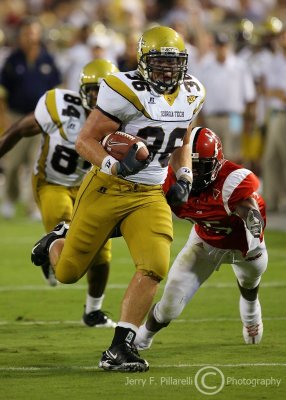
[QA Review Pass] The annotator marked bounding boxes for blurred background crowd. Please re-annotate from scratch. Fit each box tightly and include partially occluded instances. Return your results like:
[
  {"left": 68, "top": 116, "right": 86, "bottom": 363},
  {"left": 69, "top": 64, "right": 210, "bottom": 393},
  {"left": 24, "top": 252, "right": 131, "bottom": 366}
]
[{"left": 0, "top": 0, "right": 285, "bottom": 219}]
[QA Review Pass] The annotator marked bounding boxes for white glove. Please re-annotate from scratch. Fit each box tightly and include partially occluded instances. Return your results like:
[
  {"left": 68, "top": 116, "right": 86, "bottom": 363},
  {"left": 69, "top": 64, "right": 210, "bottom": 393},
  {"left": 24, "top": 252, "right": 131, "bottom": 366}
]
[{"left": 246, "top": 209, "right": 264, "bottom": 238}]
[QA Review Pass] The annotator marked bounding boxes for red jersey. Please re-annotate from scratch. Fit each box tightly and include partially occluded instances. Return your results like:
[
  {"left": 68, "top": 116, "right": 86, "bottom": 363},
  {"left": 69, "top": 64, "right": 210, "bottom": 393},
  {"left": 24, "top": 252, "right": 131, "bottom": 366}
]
[{"left": 163, "top": 161, "right": 266, "bottom": 256}]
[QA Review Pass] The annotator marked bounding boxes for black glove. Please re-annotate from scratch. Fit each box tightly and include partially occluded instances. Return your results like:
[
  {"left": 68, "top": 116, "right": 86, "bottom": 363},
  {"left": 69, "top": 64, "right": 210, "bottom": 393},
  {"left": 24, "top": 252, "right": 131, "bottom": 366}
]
[
  {"left": 116, "top": 143, "right": 151, "bottom": 177},
  {"left": 166, "top": 178, "right": 192, "bottom": 206}
]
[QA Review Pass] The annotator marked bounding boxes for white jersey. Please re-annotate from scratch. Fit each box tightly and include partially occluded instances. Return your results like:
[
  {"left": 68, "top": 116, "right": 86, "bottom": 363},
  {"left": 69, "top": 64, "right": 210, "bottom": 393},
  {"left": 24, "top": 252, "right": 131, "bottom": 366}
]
[
  {"left": 34, "top": 88, "right": 91, "bottom": 186},
  {"left": 97, "top": 70, "right": 205, "bottom": 185}
]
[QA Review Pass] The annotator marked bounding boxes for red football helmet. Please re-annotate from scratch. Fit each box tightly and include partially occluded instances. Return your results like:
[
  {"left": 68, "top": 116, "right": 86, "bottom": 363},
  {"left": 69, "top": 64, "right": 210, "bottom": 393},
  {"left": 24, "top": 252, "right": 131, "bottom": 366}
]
[{"left": 190, "top": 127, "right": 224, "bottom": 192}]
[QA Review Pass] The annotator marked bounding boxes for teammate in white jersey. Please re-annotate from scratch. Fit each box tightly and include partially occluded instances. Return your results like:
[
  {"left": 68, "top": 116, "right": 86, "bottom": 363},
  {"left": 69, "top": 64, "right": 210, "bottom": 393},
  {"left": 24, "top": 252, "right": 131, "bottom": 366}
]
[
  {"left": 31, "top": 26, "right": 206, "bottom": 372},
  {"left": 0, "top": 59, "right": 118, "bottom": 328}
]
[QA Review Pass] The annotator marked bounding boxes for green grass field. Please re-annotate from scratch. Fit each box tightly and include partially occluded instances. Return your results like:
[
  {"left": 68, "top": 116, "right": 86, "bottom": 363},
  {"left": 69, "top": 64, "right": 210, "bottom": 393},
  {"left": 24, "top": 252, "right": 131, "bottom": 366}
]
[{"left": 0, "top": 213, "right": 285, "bottom": 400}]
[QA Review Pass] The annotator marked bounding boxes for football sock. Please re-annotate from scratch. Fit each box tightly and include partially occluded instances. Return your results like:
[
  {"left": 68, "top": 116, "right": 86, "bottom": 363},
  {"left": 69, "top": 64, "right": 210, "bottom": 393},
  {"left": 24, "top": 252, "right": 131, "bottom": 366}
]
[
  {"left": 137, "top": 323, "right": 155, "bottom": 340},
  {"left": 111, "top": 323, "right": 138, "bottom": 347},
  {"left": 146, "top": 304, "right": 170, "bottom": 332},
  {"left": 239, "top": 295, "right": 261, "bottom": 326},
  {"left": 237, "top": 280, "right": 259, "bottom": 301},
  {"left": 85, "top": 294, "right": 104, "bottom": 314}
]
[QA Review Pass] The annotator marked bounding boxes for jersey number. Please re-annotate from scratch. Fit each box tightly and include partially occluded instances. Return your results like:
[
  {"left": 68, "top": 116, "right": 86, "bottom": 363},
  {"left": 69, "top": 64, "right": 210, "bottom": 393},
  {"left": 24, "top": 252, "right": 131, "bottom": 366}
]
[
  {"left": 51, "top": 145, "right": 91, "bottom": 175},
  {"left": 62, "top": 94, "right": 81, "bottom": 119},
  {"left": 186, "top": 218, "right": 232, "bottom": 235},
  {"left": 124, "top": 73, "right": 198, "bottom": 166},
  {"left": 138, "top": 127, "right": 186, "bottom": 167}
]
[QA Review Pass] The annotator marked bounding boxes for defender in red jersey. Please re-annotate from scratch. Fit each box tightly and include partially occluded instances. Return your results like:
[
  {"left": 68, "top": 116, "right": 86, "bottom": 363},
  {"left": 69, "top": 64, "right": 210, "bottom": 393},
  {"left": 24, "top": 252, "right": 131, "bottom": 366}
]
[{"left": 135, "top": 127, "right": 267, "bottom": 349}]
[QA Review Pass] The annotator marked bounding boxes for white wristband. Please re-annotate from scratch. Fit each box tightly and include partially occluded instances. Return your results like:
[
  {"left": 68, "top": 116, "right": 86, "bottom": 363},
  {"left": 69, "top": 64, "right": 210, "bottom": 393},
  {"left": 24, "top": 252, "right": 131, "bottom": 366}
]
[
  {"left": 176, "top": 167, "right": 193, "bottom": 183},
  {"left": 100, "top": 155, "right": 118, "bottom": 175}
]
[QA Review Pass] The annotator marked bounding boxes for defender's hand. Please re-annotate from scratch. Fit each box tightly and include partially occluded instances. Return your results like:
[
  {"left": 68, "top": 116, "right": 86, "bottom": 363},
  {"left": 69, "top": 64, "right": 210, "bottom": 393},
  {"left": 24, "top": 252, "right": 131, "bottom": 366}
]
[
  {"left": 246, "top": 209, "right": 264, "bottom": 238},
  {"left": 116, "top": 144, "right": 151, "bottom": 177},
  {"left": 166, "top": 178, "right": 192, "bottom": 206}
]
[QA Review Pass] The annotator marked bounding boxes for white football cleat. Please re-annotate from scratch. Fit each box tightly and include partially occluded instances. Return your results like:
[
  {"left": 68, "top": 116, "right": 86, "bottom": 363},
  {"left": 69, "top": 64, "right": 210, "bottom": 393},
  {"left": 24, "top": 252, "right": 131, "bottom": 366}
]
[
  {"left": 243, "top": 321, "right": 263, "bottom": 344},
  {"left": 239, "top": 296, "right": 263, "bottom": 344}
]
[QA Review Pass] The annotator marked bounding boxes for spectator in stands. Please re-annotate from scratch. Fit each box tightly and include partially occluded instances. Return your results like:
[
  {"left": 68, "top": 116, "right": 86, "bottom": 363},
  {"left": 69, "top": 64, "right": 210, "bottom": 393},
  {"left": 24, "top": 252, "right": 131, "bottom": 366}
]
[
  {"left": 0, "top": 17, "right": 61, "bottom": 219},
  {"left": 262, "top": 27, "right": 286, "bottom": 212},
  {"left": 194, "top": 31, "right": 256, "bottom": 163}
]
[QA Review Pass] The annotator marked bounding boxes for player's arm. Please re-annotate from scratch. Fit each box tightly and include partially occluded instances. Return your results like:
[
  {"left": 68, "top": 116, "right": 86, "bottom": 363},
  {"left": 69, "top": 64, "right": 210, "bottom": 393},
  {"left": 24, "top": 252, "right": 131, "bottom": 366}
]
[
  {"left": 0, "top": 113, "right": 41, "bottom": 158},
  {"left": 235, "top": 197, "right": 265, "bottom": 238},
  {"left": 165, "top": 125, "right": 193, "bottom": 206},
  {"left": 76, "top": 108, "right": 150, "bottom": 177}
]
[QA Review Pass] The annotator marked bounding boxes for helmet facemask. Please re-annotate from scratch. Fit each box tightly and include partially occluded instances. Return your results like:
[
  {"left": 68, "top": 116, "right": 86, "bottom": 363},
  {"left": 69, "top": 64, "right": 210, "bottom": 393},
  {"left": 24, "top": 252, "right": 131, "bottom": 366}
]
[
  {"left": 192, "top": 157, "right": 221, "bottom": 192},
  {"left": 141, "top": 51, "right": 188, "bottom": 93},
  {"left": 190, "top": 127, "right": 224, "bottom": 193},
  {"left": 79, "top": 83, "right": 100, "bottom": 111},
  {"left": 137, "top": 26, "right": 188, "bottom": 94}
]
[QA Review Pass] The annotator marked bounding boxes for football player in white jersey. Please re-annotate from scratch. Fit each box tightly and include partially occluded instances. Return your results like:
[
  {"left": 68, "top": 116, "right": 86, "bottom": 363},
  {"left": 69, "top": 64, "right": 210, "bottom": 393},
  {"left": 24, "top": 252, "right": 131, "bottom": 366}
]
[
  {"left": 135, "top": 127, "right": 267, "bottom": 351},
  {"left": 0, "top": 59, "right": 118, "bottom": 328},
  {"left": 31, "top": 26, "right": 206, "bottom": 371}
]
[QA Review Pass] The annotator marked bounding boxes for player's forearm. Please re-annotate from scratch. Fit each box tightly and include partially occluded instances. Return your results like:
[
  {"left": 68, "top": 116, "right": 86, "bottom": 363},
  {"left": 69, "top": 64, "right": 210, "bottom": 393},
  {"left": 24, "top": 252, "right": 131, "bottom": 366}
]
[
  {"left": 0, "top": 132, "right": 20, "bottom": 157},
  {"left": 0, "top": 113, "right": 40, "bottom": 157},
  {"left": 235, "top": 197, "right": 264, "bottom": 238},
  {"left": 76, "top": 133, "right": 111, "bottom": 168},
  {"left": 76, "top": 108, "right": 120, "bottom": 173},
  {"left": 166, "top": 143, "right": 193, "bottom": 206},
  {"left": 235, "top": 197, "right": 259, "bottom": 219},
  {"left": 169, "top": 144, "right": 192, "bottom": 180}
]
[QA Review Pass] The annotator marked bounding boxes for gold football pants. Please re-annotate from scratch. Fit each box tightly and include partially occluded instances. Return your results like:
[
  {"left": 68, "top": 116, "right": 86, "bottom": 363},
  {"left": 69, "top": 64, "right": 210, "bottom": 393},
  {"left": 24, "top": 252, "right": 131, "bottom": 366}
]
[
  {"left": 32, "top": 174, "right": 112, "bottom": 266},
  {"left": 55, "top": 167, "right": 173, "bottom": 283}
]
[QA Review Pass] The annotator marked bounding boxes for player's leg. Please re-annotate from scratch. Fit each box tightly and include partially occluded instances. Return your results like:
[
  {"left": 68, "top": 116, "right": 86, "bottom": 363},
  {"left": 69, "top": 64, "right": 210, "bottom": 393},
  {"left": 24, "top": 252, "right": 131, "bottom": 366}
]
[
  {"left": 32, "top": 178, "right": 76, "bottom": 286},
  {"left": 232, "top": 241, "right": 268, "bottom": 344},
  {"left": 34, "top": 176, "right": 116, "bottom": 325},
  {"left": 135, "top": 228, "right": 218, "bottom": 349},
  {"left": 99, "top": 187, "right": 172, "bottom": 372},
  {"left": 36, "top": 184, "right": 76, "bottom": 231},
  {"left": 82, "top": 240, "right": 116, "bottom": 328},
  {"left": 31, "top": 169, "right": 120, "bottom": 283},
  {"left": 1, "top": 133, "right": 40, "bottom": 218}
]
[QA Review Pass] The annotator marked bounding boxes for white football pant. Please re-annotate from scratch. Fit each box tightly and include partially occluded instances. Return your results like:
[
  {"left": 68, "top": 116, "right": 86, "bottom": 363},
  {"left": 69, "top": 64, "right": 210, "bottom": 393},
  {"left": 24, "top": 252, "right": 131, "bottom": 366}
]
[{"left": 154, "top": 226, "right": 268, "bottom": 323}]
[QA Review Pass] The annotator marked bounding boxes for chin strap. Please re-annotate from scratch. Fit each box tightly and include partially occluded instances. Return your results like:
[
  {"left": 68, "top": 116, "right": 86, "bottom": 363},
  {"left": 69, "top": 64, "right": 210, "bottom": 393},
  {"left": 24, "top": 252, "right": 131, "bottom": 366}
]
[{"left": 245, "top": 209, "right": 265, "bottom": 238}]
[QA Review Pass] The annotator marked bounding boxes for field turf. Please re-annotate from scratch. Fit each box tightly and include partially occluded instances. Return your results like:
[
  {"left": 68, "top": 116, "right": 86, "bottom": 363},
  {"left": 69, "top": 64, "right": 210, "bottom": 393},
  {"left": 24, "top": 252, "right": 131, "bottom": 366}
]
[{"left": 0, "top": 213, "right": 285, "bottom": 400}]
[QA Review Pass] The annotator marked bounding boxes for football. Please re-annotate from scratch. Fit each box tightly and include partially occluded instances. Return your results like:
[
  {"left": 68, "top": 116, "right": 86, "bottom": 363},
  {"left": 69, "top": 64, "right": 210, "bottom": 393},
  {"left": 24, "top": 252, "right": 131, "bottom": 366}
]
[{"left": 101, "top": 131, "right": 149, "bottom": 161}]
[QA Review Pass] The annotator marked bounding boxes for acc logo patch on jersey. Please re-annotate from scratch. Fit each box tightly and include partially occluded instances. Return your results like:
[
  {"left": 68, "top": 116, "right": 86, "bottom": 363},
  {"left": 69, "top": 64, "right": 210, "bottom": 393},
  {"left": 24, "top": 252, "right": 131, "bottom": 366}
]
[{"left": 187, "top": 95, "right": 198, "bottom": 104}]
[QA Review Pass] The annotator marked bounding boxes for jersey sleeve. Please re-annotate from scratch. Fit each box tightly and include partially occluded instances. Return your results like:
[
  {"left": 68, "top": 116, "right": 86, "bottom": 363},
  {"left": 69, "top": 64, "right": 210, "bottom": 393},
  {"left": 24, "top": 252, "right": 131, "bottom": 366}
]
[
  {"left": 96, "top": 78, "right": 138, "bottom": 123},
  {"left": 187, "top": 74, "right": 206, "bottom": 120},
  {"left": 225, "top": 169, "right": 261, "bottom": 213},
  {"left": 34, "top": 88, "right": 85, "bottom": 142},
  {"left": 34, "top": 91, "right": 55, "bottom": 134}
]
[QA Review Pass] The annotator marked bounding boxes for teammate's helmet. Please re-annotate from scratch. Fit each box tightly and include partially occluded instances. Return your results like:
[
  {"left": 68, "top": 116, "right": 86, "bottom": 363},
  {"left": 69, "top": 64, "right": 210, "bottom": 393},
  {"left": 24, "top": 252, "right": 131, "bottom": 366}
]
[
  {"left": 79, "top": 59, "right": 119, "bottom": 110},
  {"left": 137, "top": 26, "right": 188, "bottom": 94},
  {"left": 190, "top": 127, "right": 224, "bottom": 192},
  {"left": 262, "top": 16, "right": 283, "bottom": 35},
  {"left": 237, "top": 19, "right": 254, "bottom": 40}
]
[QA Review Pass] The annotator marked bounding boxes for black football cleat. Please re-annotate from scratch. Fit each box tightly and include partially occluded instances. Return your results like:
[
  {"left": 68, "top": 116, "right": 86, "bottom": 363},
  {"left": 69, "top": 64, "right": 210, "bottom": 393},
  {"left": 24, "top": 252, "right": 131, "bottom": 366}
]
[
  {"left": 99, "top": 342, "right": 149, "bottom": 372},
  {"left": 31, "top": 222, "right": 69, "bottom": 266},
  {"left": 82, "top": 307, "right": 116, "bottom": 328}
]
